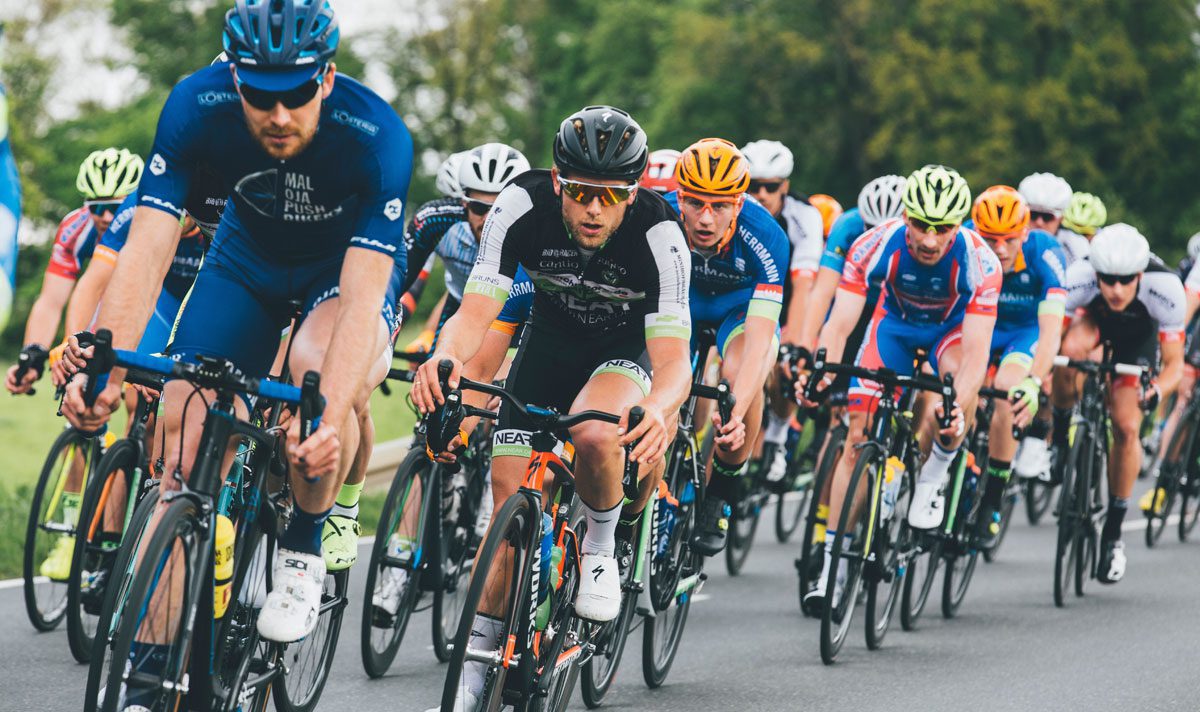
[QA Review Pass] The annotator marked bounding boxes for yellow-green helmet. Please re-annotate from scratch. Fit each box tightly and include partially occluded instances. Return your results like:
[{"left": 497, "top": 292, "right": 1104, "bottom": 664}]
[
  {"left": 76, "top": 148, "right": 143, "bottom": 200},
  {"left": 903, "top": 164, "right": 971, "bottom": 224},
  {"left": 1060, "top": 192, "right": 1107, "bottom": 236}
]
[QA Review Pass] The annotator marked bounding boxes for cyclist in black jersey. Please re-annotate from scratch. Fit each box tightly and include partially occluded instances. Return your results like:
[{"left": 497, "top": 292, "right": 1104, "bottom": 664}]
[{"left": 413, "top": 105, "right": 692, "bottom": 712}]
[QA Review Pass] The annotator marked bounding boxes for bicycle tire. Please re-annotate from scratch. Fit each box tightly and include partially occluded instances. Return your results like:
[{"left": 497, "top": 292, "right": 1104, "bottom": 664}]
[
  {"left": 361, "top": 448, "right": 430, "bottom": 677},
  {"left": 899, "top": 535, "right": 940, "bottom": 631},
  {"left": 68, "top": 439, "right": 139, "bottom": 662},
  {"left": 24, "top": 428, "right": 93, "bottom": 632},
  {"left": 527, "top": 528, "right": 583, "bottom": 712},
  {"left": 641, "top": 577, "right": 692, "bottom": 688},
  {"left": 440, "top": 493, "right": 535, "bottom": 712},
  {"left": 865, "top": 469, "right": 911, "bottom": 650},
  {"left": 1179, "top": 479, "right": 1200, "bottom": 541},
  {"left": 723, "top": 487, "right": 763, "bottom": 576},
  {"left": 1023, "top": 478, "right": 1055, "bottom": 525},
  {"left": 1145, "top": 466, "right": 1177, "bottom": 548},
  {"left": 798, "top": 424, "right": 844, "bottom": 617},
  {"left": 274, "top": 569, "right": 348, "bottom": 712},
  {"left": 820, "top": 442, "right": 876, "bottom": 665},
  {"left": 1053, "top": 426, "right": 1084, "bottom": 608},
  {"left": 983, "top": 480, "right": 1019, "bottom": 563},
  {"left": 1074, "top": 443, "right": 1102, "bottom": 599},
  {"left": 941, "top": 448, "right": 986, "bottom": 619},
  {"left": 433, "top": 463, "right": 484, "bottom": 663},
  {"left": 97, "top": 496, "right": 204, "bottom": 712},
  {"left": 774, "top": 486, "right": 809, "bottom": 543}
]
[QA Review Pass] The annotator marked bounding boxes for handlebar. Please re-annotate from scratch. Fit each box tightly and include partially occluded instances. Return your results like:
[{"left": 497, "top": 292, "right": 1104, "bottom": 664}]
[
  {"left": 13, "top": 345, "right": 48, "bottom": 397},
  {"left": 1051, "top": 354, "right": 1147, "bottom": 379}
]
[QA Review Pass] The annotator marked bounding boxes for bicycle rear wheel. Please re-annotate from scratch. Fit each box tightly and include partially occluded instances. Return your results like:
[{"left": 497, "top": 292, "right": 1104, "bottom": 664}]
[
  {"left": 433, "top": 463, "right": 484, "bottom": 662},
  {"left": 983, "top": 479, "right": 1019, "bottom": 562},
  {"left": 24, "top": 429, "right": 95, "bottom": 631},
  {"left": 724, "top": 485, "right": 763, "bottom": 576},
  {"left": 1144, "top": 465, "right": 1178, "bottom": 548},
  {"left": 641, "top": 579, "right": 692, "bottom": 688},
  {"left": 1179, "top": 449, "right": 1200, "bottom": 540},
  {"left": 865, "top": 471, "right": 911, "bottom": 650},
  {"left": 941, "top": 455, "right": 984, "bottom": 618},
  {"left": 275, "top": 570, "right": 348, "bottom": 712},
  {"left": 1053, "top": 429, "right": 1084, "bottom": 608},
  {"left": 899, "top": 535, "right": 940, "bottom": 631},
  {"left": 820, "top": 444, "right": 875, "bottom": 664}
]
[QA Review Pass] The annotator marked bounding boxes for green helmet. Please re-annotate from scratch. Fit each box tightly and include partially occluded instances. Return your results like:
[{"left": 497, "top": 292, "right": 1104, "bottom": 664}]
[
  {"left": 1061, "top": 192, "right": 1107, "bottom": 236},
  {"left": 76, "top": 148, "right": 143, "bottom": 200},
  {"left": 903, "top": 164, "right": 971, "bottom": 224}
]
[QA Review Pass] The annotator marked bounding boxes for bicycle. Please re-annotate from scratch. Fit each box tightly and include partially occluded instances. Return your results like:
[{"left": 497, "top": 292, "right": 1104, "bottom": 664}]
[
  {"left": 360, "top": 355, "right": 489, "bottom": 676},
  {"left": 79, "top": 330, "right": 346, "bottom": 712},
  {"left": 795, "top": 411, "right": 848, "bottom": 619},
  {"left": 1051, "top": 350, "right": 1150, "bottom": 608},
  {"left": 1144, "top": 375, "right": 1200, "bottom": 546},
  {"left": 803, "top": 349, "right": 955, "bottom": 663}
]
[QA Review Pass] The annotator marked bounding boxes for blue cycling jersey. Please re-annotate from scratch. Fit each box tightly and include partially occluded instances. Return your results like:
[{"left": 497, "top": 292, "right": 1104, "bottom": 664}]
[
  {"left": 820, "top": 207, "right": 866, "bottom": 274},
  {"left": 995, "top": 228, "right": 1068, "bottom": 330},
  {"left": 139, "top": 64, "right": 413, "bottom": 270},
  {"left": 494, "top": 266, "right": 535, "bottom": 332}
]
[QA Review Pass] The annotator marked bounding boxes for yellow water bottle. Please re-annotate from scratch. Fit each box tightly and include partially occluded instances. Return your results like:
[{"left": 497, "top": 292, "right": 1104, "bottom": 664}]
[
  {"left": 214, "top": 514, "right": 235, "bottom": 618},
  {"left": 882, "top": 457, "right": 905, "bottom": 520}
]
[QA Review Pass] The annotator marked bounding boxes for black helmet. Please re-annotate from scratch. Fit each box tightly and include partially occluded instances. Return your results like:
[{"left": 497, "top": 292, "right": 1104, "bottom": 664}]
[{"left": 552, "top": 105, "right": 648, "bottom": 182}]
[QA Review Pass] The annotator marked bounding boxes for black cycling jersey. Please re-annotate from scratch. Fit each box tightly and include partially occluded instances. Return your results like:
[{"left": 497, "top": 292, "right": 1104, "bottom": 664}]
[
  {"left": 401, "top": 197, "right": 467, "bottom": 294},
  {"left": 466, "top": 169, "right": 691, "bottom": 340}
]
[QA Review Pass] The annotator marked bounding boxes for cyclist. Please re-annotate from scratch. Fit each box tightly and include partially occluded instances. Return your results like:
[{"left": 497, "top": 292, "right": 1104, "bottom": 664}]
[
  {"left": 1054, "top": 224, "right": 1185, "bottom": 583},
  {"left": 63, "top": 0, "right": 413, "bottom": 654},
  {"left": 5, "top": 148, "right": 143, "bottom": 396},
  {"left": 1018, "top": 171, "right": 1077, "bottom": 259},
  {"left": 809, "top": 193, "right": 844, "bottom": 237},
  {"left": 639, "top": 147, "right": 681, "bottom": 194},
  {"left": 799, "top": 165, "right": 1001, "bottom": 610},
  {"left": 664, "top": 138, "right": 789, "bottom": 554},
  {"left": 413, "top": 105, "right": 692, "bottom": 710},
  {"left": 970, "top": 185, "right": 1066, "bottom": 544},
  {"left": 1178, "top": 231, "right": 1200, "bottom": 280},
  {"left": 1059, "top": 191, "right": 1107, "bottom": 244}
]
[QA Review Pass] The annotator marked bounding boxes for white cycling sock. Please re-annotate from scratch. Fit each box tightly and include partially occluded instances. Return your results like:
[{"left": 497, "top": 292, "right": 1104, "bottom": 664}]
[
  {"left": 764, "top": 411, "right": 789, "bottom": 446},
  {"left": 581, "top": 501, "right": 621, "bottom": 557},
  {"left": 462, "top": 614, "right": 503, "bottom": 697},
  {"left": 919, "top": 441, "right": 958, "bottom": 486}
]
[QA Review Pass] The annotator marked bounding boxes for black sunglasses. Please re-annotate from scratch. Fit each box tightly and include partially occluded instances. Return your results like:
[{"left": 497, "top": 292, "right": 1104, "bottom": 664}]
[
  {"left": 238, "top": 77, "right": 322, "bottom": 111},
  {"left": 85, "top": 200, "right": 122, "bottom": 217},
  {"left": 1097, "top": 272, "right": 1138, "bottom": 286},
  {"left": 1030, "top": 210, "right": 1059, "bottom": 223},
  {"left": 463, "top": 198, "right": 495, "bottom": 216},
  {"left": 748, "top": 180, "right": 784, "bottom": 194},
  {"left": 908, "top": 216, "right": 958, "bottom": 234}
]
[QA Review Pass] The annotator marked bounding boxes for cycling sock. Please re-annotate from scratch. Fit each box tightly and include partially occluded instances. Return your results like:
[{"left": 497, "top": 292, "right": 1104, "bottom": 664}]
[
  {"left": 813, "top": 503, "right": 829, "bottom": 542},
  {"left": 1025, "top": 417, "right": 1051, "bottom": 440},
  {"left": 919, "top": 441, "right": 957, "bottom": 486},
  {"left": 463, "top": 614, "right": 503, "bottom": 696},
  {"left": 764, "top": 411, "right": 789, "bottom": 446},
  {"left": 709, "top": 457, "right": 747, "bottom": 502},
  {"left": 1052, "top": 407, "right": 1072, "bottom": 447},
  {"left": 1103, "top": 496, "right": 1129, "bottom": 541},
  {"left": 61, "top": 491, "right": 82, "bottom": 526},
  {"left": 581, "top": 500, "right": 620, "bottom": 557},
  {"left": 984, "top": 459, "right": 1012, "bottom": 510},
  {"left": 279, "top": 504, "right": 331, "bottom": 556},
  {"left": 330, "top": 481, "right": 364, "bottom": 520}
]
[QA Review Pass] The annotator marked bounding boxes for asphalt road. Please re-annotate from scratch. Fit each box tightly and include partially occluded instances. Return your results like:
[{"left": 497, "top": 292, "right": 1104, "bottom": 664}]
[{"left": 3, "top": 476, "right": 1198, "bottom": 712}]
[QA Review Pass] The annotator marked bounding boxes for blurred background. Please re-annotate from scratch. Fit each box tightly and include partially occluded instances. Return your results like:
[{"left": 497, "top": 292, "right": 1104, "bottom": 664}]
[{"left": 0, "top": 0, "right": 1198, "bottom": 573}]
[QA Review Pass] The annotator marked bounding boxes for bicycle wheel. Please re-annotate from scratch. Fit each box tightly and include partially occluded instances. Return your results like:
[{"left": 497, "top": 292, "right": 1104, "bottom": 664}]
[
  {"left": 1074, "top": 448, "right": 1102, "bottom": 599},
  {"left": 275, "top": 569, "right": 348, "bottom": 712},
  {"left": 865, "top": 470, "right": 911, "bottom": 650},
  {"left": 641, "top": 577, "right": 692, "bottom": 688},
  {"left": 96, "top": 497, "right": 205, "bottom": 712},
  {"left": 648, "top": 440, "right": 699, "bottom": 612},
  {"left": 820, "top": 443, "right": 875, "bottom": 665},
  {"left": 528, "top": 528, "right": 583, "bottom": 712},
  {"left": 361, "top": 449, "right": 430, "bottom": 677},
  {"left": 1145, "top": 464, "right": 1178, "bottom": 548},
  {"left": 440, "top": 493, "right": 535, "bottom": 712},
  {"left": 941, "top": 455, "right": 984, "bottom": 619},
  {"left": 579, "top": 525, "right": 638, "bottom": 707},
  {"left": 1053, "top": 429, "right": 1084, "bottom": 608},
  {"left": 1179, "top": 435, "right": 1200, "bottom": 540},
  {"left": 774, "top": 485, "right": 809, "bottom": 543},
  {"left": 1024, "top": 478, "right": 1055, "bottom": 525},
  {"left": 24, "top": 429, "right": 95, "bottom": 631},
  {"left": 433, "top": 463, "right": 483, "bottom": 663},
  {"left": 899, "top": 535, "right": 941, "bottom": 631},
  {"left": 724, "top": 485, "right": 763, "bottom": 576},
  {"left": 797, "top": 424, "right": 844, "bottom": 617},
  {"left": 983, "top": 479, "right": 1019, "bottom": 563},
  {"left": 68, "top": 439, "right": 140, "bottom": 662}
]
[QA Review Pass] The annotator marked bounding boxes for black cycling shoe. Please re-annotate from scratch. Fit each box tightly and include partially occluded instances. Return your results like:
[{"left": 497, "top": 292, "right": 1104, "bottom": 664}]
[
  {"left": 974, "top": 505, "right": 1002, "bottom": 551},
  {"left": 1097, "top": 538, "right": 1126, "bottom": 584},
  {"left": 691, "top": 497, "right": 731, "bottom": 556}
]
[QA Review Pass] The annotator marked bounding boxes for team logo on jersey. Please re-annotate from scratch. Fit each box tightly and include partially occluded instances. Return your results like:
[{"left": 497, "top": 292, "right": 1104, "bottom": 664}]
[
  {"left": 384, "top": 198, "right": 404, "bottom": 221},
  {"left": 330, "top": 109, "right": 379, "bottom": 137},
  {"left": 149, "top": 154, "right": 166, "bottom": 176},
  {"left": 196, "top": 90, "right": 239, "bottom": 107}
]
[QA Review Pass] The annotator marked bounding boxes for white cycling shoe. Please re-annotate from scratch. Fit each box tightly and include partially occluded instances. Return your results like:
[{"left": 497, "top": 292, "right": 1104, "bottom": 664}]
[
  {"left": 1014, "top": 437, "right": 1052, "bottom": 480},
  {"left": 424, "top": 690, "right": 480, "bottom": 712},
  {"left": 907, "top": 481, "right": 946, "bottom": 530},
  {"left": 575, "top": 553, "right": 621, "bottom": 622},
  {"left": 256, "top": 549, "right": 325, "bottom": 643}
]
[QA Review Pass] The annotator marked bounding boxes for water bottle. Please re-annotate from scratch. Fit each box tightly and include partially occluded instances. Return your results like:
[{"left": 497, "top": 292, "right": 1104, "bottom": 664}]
[
  {"left": 680, "top": 479, "right": 696, "bottom": 505},
  {"left": 213, "top": 514, "right": 235, "bottom": 618},
  {"left": 655, "top": 494, "right": 678, "bottom": 558},
  {"left": 535, "top": 512, "right": 555, "bottom": 630},
  {"left": 881, "top": 456, "right": 904, "bottom": 521}
]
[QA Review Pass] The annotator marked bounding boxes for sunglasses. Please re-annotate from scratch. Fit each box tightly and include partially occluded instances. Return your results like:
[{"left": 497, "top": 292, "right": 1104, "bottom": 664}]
[
  {"left": 907, "top": 216, "right": 958, "bottom": 234},
  {"left": 1097, "top": 272, "right": 1138, "bottom": 286},
  {"left": 85, "top": 200, "right": 122, "bottom": 217},
  {"left": 748, "top": 180, "right": 784, "bottom": 194},
  {"left": 1029, "top": 210, "right": 1059, "bottom": 223},
  {"left": 463, "top": 198, "right": 495, "bottom": 216},
  {"left": 238, "top": 75, "right": 323, "bottom": 111},
  {"left": 980, "top": 231, "right": 1025, "bottom": 244},
  {"left": 558, "top": 177, "right": 638, "bottom": 207},
  {"left": 679, "top": 190, "right": 741, "bottom": 215}
]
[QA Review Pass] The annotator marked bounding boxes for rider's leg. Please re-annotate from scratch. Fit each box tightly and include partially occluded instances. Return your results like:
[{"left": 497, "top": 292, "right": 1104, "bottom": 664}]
[
  {"left": 1099, "top": 380, "right": 1143, "bottom": 584},
  {"left": 909, "top": 337, "right": 978, "bottom": 529},
  {"left": 1051, "top": 316, "right": 1099, "bottom": 467}
]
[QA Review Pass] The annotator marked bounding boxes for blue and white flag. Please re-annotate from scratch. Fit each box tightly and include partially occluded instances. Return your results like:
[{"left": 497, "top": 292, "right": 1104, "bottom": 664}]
[{"left": 0, "top": 81, "right": 21, "bottom": 333}]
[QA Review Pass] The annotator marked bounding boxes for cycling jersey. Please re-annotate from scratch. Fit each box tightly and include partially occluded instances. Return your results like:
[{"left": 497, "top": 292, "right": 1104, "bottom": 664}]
[
  {"left": 466, "top": 170, "right": 691, "bottom": 341},
  {"left": 663, "top": 190, "right": 788, "bottom": 355},
  {"left": 1183, "top": 259, "right": 1200, "bottom": 298},
  {"left": 46, "top": 207, "right": 99, "bottom": 281},
  {"left": 1064, "top": 258, "right": 1186, "bottom": 343},
  {"left": 819, "top": 208, "right": 866, "bottom": 275},
  {"left": 777, "top": 194, "right": 823, "bottom": 280},
  {"left": 400, "top": 196, "right": 468, "bottom": 296},
  {"left": 1057, "top": 228, "right": 1090, "bottom": 265},
  {"left": 989, "top": 229, "right": 1066, "bottom": 369},
  {"left": 139, "top": 64, "right": 413, "bottom": 268},
  {"left": 492, "top": 266, "right": 534, "bottom": 336}
]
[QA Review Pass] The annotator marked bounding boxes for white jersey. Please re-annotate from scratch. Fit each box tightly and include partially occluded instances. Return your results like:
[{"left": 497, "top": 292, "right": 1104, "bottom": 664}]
[
  {"left": 777, "top": 194, "right": 825, "bottom": 278},
  {"left": 1064, "top": 259, "right": 1186, "bottom": 340},
  {"left": 1184, "top": 259, "right": 1200, "bottom": 297},
  {"left": 1057, "top": 228, "right": 1090, "bottom": 265}
]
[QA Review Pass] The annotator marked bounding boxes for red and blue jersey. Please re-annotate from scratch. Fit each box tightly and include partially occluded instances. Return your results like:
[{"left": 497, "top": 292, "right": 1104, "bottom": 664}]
[{"left": 46, "top": 207, "right": 99, "bottom": 281}]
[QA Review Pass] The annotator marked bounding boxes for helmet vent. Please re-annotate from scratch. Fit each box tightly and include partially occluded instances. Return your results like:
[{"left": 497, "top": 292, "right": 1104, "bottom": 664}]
[{"left": 594, "top": 127, "right": 613, "bottom": 159}]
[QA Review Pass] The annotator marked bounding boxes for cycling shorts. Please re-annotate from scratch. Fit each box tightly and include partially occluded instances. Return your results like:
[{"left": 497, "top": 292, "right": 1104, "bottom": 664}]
[
  {"left": 1082, "top": 301, "right": 1158, "bottom": 389},
  {"left": 168, "top": 234, "right": 403, "bottom": 378},
  {"left": 848, "top": 308, "right": 961, "bottom": 413},
  {"left": 136, "top": 288, "right": 183, "bottom": 357},
  {"left": 493, "top": 323, "right": 651, "bottom": 460},
  {"left": 989, "top": 323, "right": 1039, "bottom": 371}
]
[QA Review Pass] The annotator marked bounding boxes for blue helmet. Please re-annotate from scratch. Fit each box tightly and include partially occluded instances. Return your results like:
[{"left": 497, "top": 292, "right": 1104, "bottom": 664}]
[{"left": 223, "top": 0, "right": 339, "bottom": 90}]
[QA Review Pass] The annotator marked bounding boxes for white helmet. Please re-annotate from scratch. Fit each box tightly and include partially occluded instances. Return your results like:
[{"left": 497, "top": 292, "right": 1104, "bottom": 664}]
[
  {"left": 740, "top": 140, "right": 794, "bottom": 179},
  {"left": 458, "top": 143, "right": 531, "bottom": 194},
  {"left": 1187, "top": 232, "right": 1200, "bottom": 261},
  {"left": 857, "top": 174, "right": 906, "bottom": 228},
  {"left": 1090, "top": 223, "right": 1150, "bottom": 276},
  {"left": 1017, "top": 172, "right": 1072, "bottom": 215},
  {"left": 436, "top": 151, "right": 468, "bottom": 198}
]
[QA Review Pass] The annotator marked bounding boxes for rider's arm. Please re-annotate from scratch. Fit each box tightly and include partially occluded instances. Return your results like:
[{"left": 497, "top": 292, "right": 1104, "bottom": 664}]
[
  {"left": 1159, "top": 337, "right": 1184, "bottom": 400},
  {"left": 799, "top": 267, "right": 841, "bottom": 351},
  {"left": 23, "top": 272, "right": 75, "bottom": 349},
  {"left": 815, "top": 287, "right": 865, "bottom": 365},
  {"left": 1029, "top": 236, "right": 1068, "bottom": 382},
  {"left": 1030, "top": 309, "right": 1063, "bottom": 383},
  {"left": 780, "top": 271, "right": 813, "bottom": 346},
  {"left": 1153, "top": 273, "right": 1189, "bottom": 399},
  {"left": 1184, "top": 259, "right": 1200, "bottom": 323},
  {"left": 956, "top": 312, "right": 997, "bottom": 405},
  {"left": 93, "top": 207, "right": 182, "bottom": 351},
  {"left": 62, "top": 249, "right": 117, "bottom": 339}
]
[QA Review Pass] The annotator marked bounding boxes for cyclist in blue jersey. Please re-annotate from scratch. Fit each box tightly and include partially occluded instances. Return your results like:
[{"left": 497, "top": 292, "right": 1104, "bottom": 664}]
[
  {"left": 969, "top": 186, "right": 1066, "bottom": 545},
  {"left": 663, "top": 138, "right": 789, "bottom": 554},
  {"left": 63, "top": 0, "right": 413, "bottom": 652}
]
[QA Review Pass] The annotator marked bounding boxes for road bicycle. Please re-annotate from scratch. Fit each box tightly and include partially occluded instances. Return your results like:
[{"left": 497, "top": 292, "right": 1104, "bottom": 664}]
[{"left": 1143, "top": 374, "right": 1200, "bottom": 546}]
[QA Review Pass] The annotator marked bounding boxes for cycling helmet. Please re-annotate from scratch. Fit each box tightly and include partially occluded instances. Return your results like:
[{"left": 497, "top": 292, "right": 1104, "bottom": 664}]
[
  {"left": 1188, "top": 232, "right": 1200, "bottom": 261},
  {"left": 1090, "top": 223, "right": 1150, "bottom": 276},
  {"left": 971, "top": 185, "right": 1030, "bottom": 236},
  {"left": 1061, "top": 192, "right": 1107, "bottom": 236},
  {"left": 1017, "top": 172, "right": 1072, "bottom": 216},
  {"left": 740, "top": 140, "right": 794, "bottom": 179},
  {"left": 676, "top": 138, "right": 751, "bottom": 196},
  {"left": 857, "top": 174, "right": 906, "bottom": 228},
  {"left": 435, "top": 151, "right": 468, "bottom": 198},
  {"left": 458, "top": 143, "right": 530, "bottom": 194},
  {"left": 76, "top": 148, "right": 143, "bottom": 200},
  {"left": 223, "top": 0, "right": 339, "bottom": 90},
  {"left": 903, "top": 164, "right": 971, "bottom": 224},
  {"left": 640, "top": 149, "right": 681, "bottom": 193},
  {"left": 552, "top": 105, "right": 647, "bottom": 182},
  {"left": 809, "top": 194, "right": 843, "bottom": 236}
]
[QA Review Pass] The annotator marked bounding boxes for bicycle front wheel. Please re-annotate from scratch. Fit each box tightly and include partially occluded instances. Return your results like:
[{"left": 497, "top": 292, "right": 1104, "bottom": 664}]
[
  {"left": 899, "top": 534, "right": 940, "bottom": 631},
  {"left": 724, "top": 486, "right": 763, "bottom": 576},
  {"left": 820, "top": 443, "right": 876, "bottom": 665},
  {"left": 1053, "top": 428, "right": 1084, "bottom": 608},
  {"left": 865, "top": 470, "right": 911, "bottom": 649},
  {"left": 798, "top": 424, "right": 844, "bottom": 617},
  {"left": 275, "top": 569, "right": 349, "bottom": 712}
]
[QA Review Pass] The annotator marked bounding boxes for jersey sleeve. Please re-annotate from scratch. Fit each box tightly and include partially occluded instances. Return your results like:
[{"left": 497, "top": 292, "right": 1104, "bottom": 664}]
[
  {"left": 348, "top": 116, "right": 414, "bottom": 272},
  {"left": 1034, "top": 235, "right": 1068, "bottom": 318},
  {"left": 94, "top": 193, "right": 140, "bottom": 267},
  {"left": 401, "top": 201, "right": 458, "bottom": 294},
  {"left": 819, "top": 212, "right": 863, "bottom": 275},
  {"left": 1145, "top": 272, "right": 1187, "bottom": 342},
  {"left": 1063, "top": 260, "right": 1100, "bottom": 312},
  {"left": 1185, "top": 259, "right": 1200, "bottom": 297},
  {"left": 45, "top": 211, "right": 90, "bottom": 280},
  {"left": 748, "top": 215, "right": 789, "bottom": 324},
  {"left": 491, "top": 266, "right": 534, "bottom": 335},
  {"left": 839, "top": 224, "right": 888, "bottom": 297},
  {"left": 138, "top": 80, "right": 206, "bottom": 220},
  {"left": 642, "top": 220, "right": 692, "bottom": 341},
  {"left": 465, "top": 182, "right": 531, "bottom": 304},
  {"left": 965, "top": 236, "right": 1002, "bottom": 317}
]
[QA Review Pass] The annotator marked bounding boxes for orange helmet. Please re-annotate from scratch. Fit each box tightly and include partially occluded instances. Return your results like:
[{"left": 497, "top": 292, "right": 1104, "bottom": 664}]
[
  {"left": 809, "top": 194, "right": 843, "bottom": 236},
  {"left": 972, "top": 185, "right": 1030, "bottom": 236},
  {"left": 640, "top": 149, "right": 681, "bottom": 194},
  {"left": 675, "top": 138, "right": 751, "bottom": 196}
]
